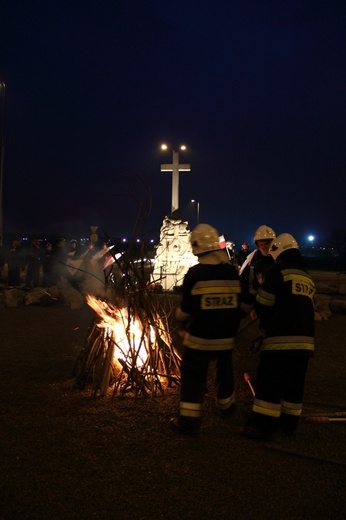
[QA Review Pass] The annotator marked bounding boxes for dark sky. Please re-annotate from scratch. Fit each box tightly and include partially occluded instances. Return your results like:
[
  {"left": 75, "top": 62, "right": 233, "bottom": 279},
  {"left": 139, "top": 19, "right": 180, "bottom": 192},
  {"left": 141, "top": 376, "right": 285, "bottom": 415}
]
[{"left": 1, "top": 0, "right": 346, "bottom": 247}]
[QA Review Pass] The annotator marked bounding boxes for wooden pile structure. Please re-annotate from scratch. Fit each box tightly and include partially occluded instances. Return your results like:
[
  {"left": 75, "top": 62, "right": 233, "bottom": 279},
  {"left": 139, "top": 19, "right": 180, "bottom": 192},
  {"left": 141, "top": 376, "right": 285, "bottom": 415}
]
[{"left": 73, "top": 231, "right": 181, "bottom": 398}]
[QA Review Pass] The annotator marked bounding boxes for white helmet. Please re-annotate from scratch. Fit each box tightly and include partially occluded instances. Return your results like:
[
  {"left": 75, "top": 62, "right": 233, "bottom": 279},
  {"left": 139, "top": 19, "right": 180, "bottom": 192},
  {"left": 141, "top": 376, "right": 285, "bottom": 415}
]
[
  {"left": 190, "top": 224, "right": 220, "bottom": 255},
  {"left": 269, "top": 233, "right": 299, "bottom": 261},
  {"left": 254, "top": 225, "right": 276, "bottom": 243}
]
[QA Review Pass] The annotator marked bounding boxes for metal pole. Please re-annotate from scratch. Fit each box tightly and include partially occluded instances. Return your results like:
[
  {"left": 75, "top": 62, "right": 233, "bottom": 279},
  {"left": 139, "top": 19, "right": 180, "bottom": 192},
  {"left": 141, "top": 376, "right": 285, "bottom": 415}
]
[
  {"left": 191, "top": 199, "right": 200, "bottom": 226},
  {"left": 0, "top": 82, "right": 5, "bottom": 247},
  {"left": 171, "top": 150, "right": 179, "bottom": 213}
]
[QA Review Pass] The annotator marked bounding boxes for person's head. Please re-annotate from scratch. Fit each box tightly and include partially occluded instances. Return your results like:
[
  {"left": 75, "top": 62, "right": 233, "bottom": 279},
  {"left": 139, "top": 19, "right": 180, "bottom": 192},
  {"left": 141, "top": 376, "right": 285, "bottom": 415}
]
[
  {"left": 242, "top": 242, "right": 249, "bottom": 250},
  {"left": 269, "top": 233, "right": 299, "bottom": 261},
  {"left": 69, "top": 239, "right": 78, "bottom": 250},
  {"left": 190, "top": 223, "right": 220, "bottom": 256},
  {"left": 254, "top": 225, "right": 276, "bottom": 256},
  {"left": 56, "top": 237, "right": 66, "bottom": 248}
]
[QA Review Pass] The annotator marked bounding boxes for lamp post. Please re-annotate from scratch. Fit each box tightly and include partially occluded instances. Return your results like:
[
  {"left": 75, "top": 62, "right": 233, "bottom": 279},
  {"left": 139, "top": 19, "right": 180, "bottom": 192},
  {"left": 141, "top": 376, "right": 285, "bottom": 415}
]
[
  {"left": 191, "top": 199, "right": 200, "bottom": 225},
  {"left": 160, "top": 144, "right": 191, "bottom": 214},
  {"left": 0, "top": 82, "right": 5, "bottom": 246}
]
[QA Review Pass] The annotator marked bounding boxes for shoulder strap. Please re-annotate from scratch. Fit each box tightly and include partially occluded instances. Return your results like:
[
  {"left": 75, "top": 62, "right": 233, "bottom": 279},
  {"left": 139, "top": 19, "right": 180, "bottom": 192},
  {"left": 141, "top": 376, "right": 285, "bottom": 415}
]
[{"left": 239, "top": 249, "right": 257, "bottom": 275}]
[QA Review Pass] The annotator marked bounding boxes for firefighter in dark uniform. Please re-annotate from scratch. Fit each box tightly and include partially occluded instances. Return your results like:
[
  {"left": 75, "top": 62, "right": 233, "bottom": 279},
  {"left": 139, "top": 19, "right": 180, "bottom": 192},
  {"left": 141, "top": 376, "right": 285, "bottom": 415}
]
[
  {"left": 239, "top": 225, "right": 276, "bottom": 297},
  {"left": 241, "top": 233, "right": 315, "bottom": 441},
  {"left": 238, "top": 225, "right": 276, "bottom": 351},
  {"left": 170, "top": 224, "right": 251, "bottom": 436}
]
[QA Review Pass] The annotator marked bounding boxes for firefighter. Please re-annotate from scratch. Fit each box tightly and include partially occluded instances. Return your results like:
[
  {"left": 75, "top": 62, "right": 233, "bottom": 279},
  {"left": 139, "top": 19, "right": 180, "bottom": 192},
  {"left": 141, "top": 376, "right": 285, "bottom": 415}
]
[
  {"left": 170, "top": 223, "right": 251, "bottom": 436},
  {"left": 241, "top": 233, "right": 316, "bottom": 441},
  {"left": 238, "top": 225, "right": 276, "bottom": 354},
  {"left": 239, "top": 225, "right": 276, "bottom": 296}
]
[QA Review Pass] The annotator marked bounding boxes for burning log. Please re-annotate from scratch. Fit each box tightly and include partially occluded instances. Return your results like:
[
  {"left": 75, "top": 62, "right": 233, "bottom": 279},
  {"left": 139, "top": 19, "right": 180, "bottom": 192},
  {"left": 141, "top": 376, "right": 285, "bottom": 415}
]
[
  {"left": 73, "top": 292, "right": 181, "bottom": 398},
  {"left": 116, "top": 358, "right": 151, "bottom": 396}
]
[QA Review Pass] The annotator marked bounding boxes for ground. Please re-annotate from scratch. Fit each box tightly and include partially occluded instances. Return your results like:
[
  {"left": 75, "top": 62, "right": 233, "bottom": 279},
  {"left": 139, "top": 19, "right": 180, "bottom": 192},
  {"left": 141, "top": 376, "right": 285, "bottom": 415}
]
[{"left": 0, "top": 301, "right": 345, "bottom": 520}]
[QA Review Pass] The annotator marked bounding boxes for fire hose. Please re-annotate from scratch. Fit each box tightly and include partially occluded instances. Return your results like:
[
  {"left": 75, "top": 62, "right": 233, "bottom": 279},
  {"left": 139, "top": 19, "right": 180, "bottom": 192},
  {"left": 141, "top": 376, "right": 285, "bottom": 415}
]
[
  {"left": 305, "top": 416, "right": 346, "bottom": 423},
  {"left": 264, "top": 444, "right": 346, "bottom": 467}
]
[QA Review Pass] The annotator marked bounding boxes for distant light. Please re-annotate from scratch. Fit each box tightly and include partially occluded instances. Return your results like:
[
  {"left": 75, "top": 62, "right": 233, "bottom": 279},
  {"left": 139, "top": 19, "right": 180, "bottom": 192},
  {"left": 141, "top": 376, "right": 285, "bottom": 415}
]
[
  {"left": 308, "top": 235, "right": 315, "bottom": 242},
  {"left": 122, "top": 238, "right": 127, "bottom": 242},
  {"left": 136, "top": 238, "right": 140, "bottom": 243},
  {"left": 161, "top": 143, "right": 187, "bottom": 151},
  {"left": 150, "top": 239, "right": 154, "bottom": 243}
]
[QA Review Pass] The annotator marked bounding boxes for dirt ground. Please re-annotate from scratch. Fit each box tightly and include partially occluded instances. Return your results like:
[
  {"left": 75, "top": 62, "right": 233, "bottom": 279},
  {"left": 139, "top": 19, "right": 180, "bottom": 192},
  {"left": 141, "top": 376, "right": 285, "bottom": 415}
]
[{"left": 0, "top": 300, "right": 345, "bottom": 520}]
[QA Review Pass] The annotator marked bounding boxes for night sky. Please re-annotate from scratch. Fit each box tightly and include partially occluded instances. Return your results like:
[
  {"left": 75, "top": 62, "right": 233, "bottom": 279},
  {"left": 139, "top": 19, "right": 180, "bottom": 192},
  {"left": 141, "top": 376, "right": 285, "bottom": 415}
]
[{"left": 1, "top": 1, "right": 346, "bottom": 248}]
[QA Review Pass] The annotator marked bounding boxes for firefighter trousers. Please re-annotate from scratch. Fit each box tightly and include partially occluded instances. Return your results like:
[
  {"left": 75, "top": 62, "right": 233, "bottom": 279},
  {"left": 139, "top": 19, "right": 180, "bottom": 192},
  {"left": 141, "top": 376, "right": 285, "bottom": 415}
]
[
  {"left": 178, "top": 347, "right": 235, "bottom": 431},
  {"left": 251, "top": 354, "right": 310, "bottom": 434}
]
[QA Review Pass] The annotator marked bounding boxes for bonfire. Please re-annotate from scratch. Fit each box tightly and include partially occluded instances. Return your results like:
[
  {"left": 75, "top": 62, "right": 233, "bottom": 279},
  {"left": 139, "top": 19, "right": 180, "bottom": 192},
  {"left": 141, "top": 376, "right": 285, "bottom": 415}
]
[{"left": 73, "top": 247, "right": 181, "bottom": 398}]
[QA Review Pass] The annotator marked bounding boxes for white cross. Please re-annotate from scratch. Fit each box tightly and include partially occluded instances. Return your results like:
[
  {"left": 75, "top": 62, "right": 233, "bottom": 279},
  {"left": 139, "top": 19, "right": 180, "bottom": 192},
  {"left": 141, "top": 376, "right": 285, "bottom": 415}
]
[{"left": 161, "top": 150, "right": 191, "bottom": 214}]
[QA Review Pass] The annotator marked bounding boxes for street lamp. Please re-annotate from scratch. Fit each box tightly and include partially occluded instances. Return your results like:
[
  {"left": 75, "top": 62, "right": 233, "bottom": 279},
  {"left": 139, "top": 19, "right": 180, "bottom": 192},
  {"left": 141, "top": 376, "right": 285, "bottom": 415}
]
[
  {"left": 160, "top": 144, "right": 191, "bottom": 215},
  {"left": 191, "top": 199, "right": 200, "bottom": 225},
  {"left": 0, "top": 82, "right": 5, "bottom": 246},
  {"left": 161, "top": 144, "right": 187, "bottom": 151}
]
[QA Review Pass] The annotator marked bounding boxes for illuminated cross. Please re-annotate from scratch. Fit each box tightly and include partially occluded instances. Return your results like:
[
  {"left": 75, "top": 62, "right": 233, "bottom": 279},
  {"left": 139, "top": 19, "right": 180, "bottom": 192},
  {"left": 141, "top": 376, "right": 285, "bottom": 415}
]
[{"left": 161, "top": 146, "right": 191, "bottom": 214}]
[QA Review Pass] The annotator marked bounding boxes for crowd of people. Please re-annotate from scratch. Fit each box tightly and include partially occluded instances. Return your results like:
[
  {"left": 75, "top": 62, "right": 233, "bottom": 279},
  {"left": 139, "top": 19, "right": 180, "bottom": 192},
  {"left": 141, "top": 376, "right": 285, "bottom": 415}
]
[
  {"left": 171, "top": 223, "right": 316, "bottom": 443},
  {"left": 0, "top": 236, "right": 115, "bottom": 291},
  {"left": 0, "top": 233, "right": 259, "bottom": 292}
]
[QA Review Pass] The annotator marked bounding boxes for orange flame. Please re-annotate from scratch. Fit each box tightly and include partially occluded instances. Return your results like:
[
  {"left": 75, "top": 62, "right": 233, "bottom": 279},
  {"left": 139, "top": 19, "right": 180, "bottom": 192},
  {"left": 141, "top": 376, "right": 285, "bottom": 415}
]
[{"left": 86, "top": 294, "right": 155, "bottom": 368}]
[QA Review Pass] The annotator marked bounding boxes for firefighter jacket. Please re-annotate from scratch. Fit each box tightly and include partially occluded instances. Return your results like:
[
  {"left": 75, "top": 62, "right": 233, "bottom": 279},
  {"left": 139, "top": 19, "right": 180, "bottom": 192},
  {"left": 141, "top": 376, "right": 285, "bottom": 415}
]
[
  {"left": 254, "top": 249, "right": 315, "bottom": 356},
  {"left": 240, "top": 249, "right": 275, "bottom": 295},
  {"left": 176, "top": 252, "right": 251, "bottom": 351}
]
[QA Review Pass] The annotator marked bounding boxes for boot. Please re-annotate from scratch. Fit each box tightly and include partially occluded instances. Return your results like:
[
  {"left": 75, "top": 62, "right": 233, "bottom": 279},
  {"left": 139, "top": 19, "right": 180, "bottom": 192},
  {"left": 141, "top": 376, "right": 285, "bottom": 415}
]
[
  {"left": 279, "top": 413, "right": 299, "bottom": 436},
  {"left": 240, "top": 412, "right": 276, "bottom": 442},
  {"left": 169, "top": 416, "right": 200, "bottom": 436}
]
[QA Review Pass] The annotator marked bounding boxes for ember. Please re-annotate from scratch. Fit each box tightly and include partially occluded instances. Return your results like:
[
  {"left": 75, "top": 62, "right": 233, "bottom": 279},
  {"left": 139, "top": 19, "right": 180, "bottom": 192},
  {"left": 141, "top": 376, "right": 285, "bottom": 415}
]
[{"left": 74, "top": 293, "right": 181, "bottom": 398}]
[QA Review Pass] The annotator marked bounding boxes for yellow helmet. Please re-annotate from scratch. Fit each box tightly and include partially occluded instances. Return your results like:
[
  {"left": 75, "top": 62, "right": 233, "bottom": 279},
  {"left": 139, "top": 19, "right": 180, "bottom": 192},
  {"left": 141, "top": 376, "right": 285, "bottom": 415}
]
[
  {"left": 190, "top": 224, "right": 220, "bottom": 255},
  {"left": 254, "top": 225, "right": 276, "bottom": 243},
  {"left": 269, "top": 233, "right": 299, "bottom": 261}
]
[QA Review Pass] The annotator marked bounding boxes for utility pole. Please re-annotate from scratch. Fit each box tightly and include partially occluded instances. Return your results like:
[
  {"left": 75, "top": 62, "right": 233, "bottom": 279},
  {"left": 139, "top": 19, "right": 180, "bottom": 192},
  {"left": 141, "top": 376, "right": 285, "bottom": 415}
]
[{"left": 0, "top": 82, "right": 6, "bottom": 246}]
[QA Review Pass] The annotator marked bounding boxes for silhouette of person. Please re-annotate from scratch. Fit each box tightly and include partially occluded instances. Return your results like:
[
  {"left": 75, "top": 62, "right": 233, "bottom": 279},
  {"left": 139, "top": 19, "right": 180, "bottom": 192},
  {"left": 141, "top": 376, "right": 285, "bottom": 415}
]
[
  {"left": 7, "top": 237, "right": 25, "bottom": 288},
  {"left": 237, "top": 242, "right": 251, "bottom": 267},
  {"left": 25, "top": 239, "right": 42, "bottom": 289}
]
